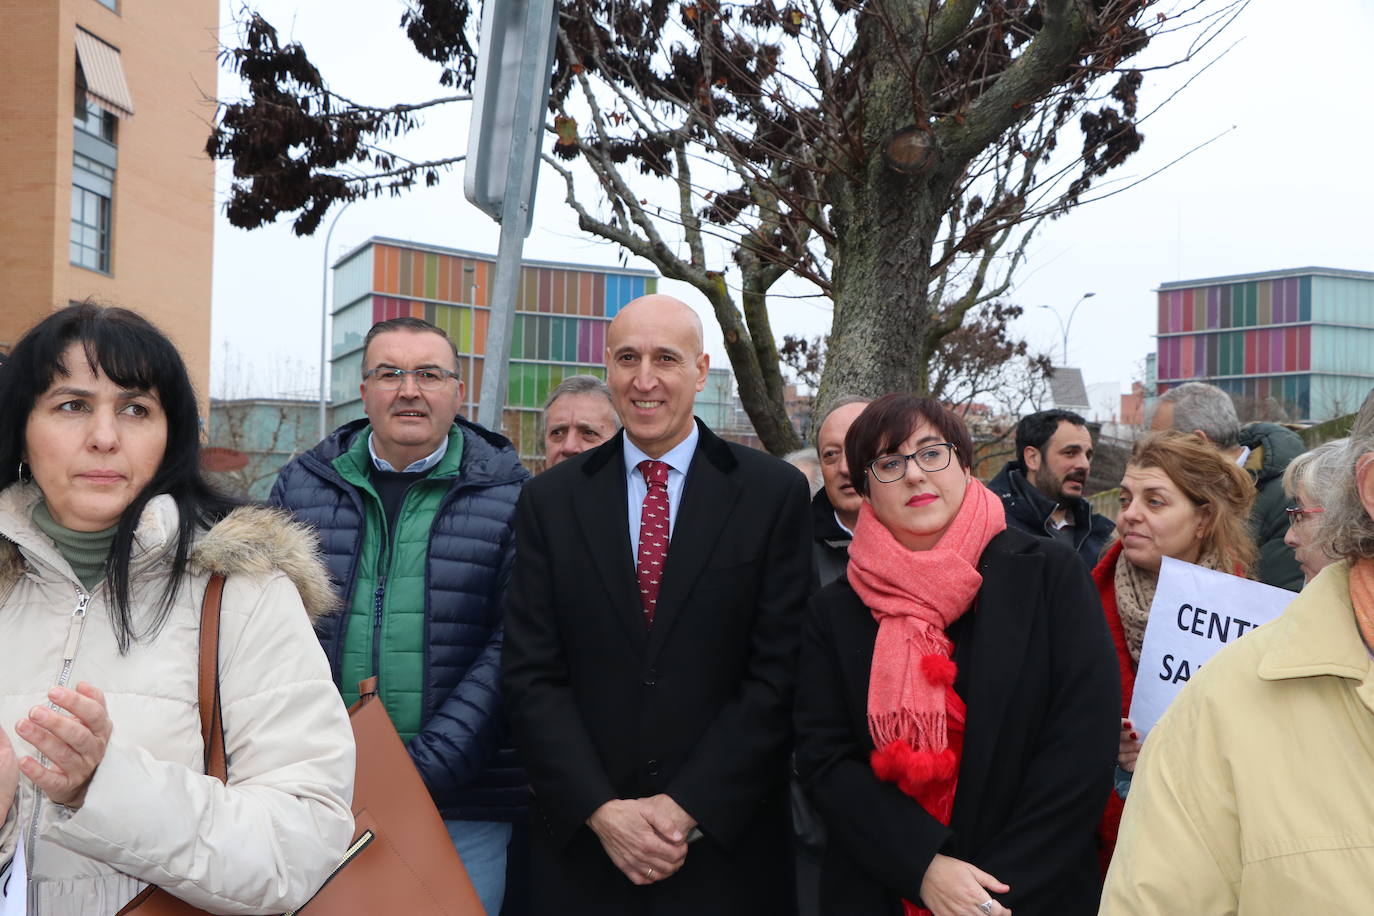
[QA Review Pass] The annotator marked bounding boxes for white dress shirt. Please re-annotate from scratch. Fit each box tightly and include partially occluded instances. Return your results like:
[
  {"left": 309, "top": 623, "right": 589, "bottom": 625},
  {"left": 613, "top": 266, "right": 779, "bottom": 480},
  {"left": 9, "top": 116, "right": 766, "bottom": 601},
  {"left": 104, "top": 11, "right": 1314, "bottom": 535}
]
[
  {"left": 624, "top": 424, "right": 700, "bottom": 558},
  {"left": 368, "top": 431, "right": 449, "bottom": 472}
]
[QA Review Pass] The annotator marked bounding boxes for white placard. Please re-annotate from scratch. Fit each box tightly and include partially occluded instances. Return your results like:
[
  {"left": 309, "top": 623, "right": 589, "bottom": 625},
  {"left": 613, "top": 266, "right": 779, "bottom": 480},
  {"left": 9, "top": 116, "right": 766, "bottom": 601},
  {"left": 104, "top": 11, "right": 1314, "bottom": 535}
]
[
  {"left": 0, "top": 833, "right": 26, "bottom": 916},
  {"left": 1128, "top": 556, "right": 1296, "bottom": 739}
]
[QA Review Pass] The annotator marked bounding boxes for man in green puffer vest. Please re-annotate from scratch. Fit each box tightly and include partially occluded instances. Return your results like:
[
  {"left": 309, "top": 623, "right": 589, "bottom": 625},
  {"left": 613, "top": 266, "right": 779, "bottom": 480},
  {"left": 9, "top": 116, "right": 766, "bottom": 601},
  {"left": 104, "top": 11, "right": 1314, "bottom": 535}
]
[{"left": 271, "top": 317, "right": 528, "bottom": 916}]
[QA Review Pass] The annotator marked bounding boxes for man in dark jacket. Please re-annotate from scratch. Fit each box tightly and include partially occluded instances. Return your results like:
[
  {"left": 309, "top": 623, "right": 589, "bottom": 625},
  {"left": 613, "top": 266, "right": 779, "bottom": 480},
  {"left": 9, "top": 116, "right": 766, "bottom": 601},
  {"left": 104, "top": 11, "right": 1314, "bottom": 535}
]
[
  {"left": 811, "top": 395, "right": 869, "bottom": 589},
  {"left": 270, "top": 317, "right": 528, "bottom": 916},
  {"left": 1151, "top": 382, "right": 1305, "bottom": 590},
  {"left": 988, "top": 409, "right": 1114, "bottom": 569}
]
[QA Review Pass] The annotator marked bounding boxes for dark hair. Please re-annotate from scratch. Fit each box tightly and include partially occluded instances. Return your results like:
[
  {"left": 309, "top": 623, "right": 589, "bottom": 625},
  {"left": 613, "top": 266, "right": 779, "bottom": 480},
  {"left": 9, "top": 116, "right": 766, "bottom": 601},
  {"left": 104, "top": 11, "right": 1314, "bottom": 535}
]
[
  {"left": 361, "top": 317, "right": 459, "bottom": 372},
  {"left": 0, "top": 303, "right": 239, "bottom": 652},
  {"left": 1014, "top": 409, "right": 1088, "bottom": 470},
  {"left": 845, "top": 393, "right": 974, "bottom": 498}
]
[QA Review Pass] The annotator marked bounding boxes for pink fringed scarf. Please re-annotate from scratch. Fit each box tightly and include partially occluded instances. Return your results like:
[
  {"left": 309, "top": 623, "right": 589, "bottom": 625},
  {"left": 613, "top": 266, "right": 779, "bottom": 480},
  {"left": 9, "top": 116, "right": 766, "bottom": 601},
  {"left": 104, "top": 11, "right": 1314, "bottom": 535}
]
[{"left": 847, "top": 478, "right": 1006, "bottom": 916}]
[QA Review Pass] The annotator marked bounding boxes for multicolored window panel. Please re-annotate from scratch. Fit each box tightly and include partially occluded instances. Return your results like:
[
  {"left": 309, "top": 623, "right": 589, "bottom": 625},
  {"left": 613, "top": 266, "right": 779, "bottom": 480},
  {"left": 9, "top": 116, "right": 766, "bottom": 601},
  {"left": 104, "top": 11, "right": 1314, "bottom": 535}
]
[
  {"left": 1157, "top": 276, "right": 1310, "bottom": 334},
  {"left": 362, "top": 242, "right": 654, "bottom": 317},
  {"left": 1157, "top": 326, "right": 1311, "bottom": 381}
]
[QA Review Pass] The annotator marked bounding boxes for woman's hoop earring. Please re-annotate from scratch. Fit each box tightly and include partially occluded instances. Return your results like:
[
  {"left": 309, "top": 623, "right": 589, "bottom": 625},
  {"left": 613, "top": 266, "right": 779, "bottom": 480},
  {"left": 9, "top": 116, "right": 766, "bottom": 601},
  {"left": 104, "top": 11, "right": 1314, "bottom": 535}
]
[{"left": 17, "top": 460, "right": 29, "bottom": 482}]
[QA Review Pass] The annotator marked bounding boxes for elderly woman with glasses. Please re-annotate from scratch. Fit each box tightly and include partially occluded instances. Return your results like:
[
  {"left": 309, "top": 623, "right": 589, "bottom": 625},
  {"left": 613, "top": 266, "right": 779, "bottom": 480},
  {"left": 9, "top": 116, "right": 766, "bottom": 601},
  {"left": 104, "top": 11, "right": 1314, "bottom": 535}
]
[
  {"left": 1100, "top": 401, "right": 1374, "bottom": 914},
  {"left": 1282, "top": 438, "right": 1346, "bottom": 584},
  {"left": 794, "top": 394, "right": 1119, "bottom": 916}
]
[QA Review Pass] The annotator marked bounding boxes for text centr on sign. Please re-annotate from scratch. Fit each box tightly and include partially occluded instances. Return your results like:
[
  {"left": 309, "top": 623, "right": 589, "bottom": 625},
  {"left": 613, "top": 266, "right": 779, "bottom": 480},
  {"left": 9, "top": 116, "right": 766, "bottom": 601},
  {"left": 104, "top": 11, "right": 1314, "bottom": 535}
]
[{"left": 1129, "top": 556, "right": 1296, "bottom": 739}]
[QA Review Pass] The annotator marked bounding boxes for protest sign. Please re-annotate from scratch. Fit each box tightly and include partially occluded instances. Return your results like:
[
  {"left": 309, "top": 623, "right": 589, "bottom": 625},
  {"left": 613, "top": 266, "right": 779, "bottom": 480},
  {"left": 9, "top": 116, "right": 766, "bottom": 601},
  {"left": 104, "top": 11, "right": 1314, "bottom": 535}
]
[
  {"left": 1128, "top": 556, "right": 1295, "bottom": 739},
  {"left": 0, "top": 833, "right": 25, "bottom": 916}
]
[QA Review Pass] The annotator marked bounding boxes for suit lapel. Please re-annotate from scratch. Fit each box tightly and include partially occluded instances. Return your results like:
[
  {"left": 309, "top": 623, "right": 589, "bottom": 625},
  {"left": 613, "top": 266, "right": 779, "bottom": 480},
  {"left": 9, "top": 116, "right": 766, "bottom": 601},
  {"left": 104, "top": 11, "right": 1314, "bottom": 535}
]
[
  {"left": 953, "top": 537, "right": 1039, "bottom": 829},
  {"left": 574, "top": 433, "right": 648, "bottom": 653},
  {"left": 644, "top": 426, "right": 741, "bottom": 662}
]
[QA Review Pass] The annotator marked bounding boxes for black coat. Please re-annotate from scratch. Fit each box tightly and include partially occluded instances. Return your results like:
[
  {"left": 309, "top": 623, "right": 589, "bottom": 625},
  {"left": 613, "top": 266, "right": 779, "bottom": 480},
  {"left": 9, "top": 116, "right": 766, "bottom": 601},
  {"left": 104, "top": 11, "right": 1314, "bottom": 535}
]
[
  {"left": 986, "top": 462, "right": 1114, "bottom": 569},
  {"left": 811, "top": 487, "right": 852, "bottom": 590},
  {"left": 502, "top": 421, "right": 813, "bottom": 915},
  {"left": 794, "top": 529, "right": 1119, "bottom": 916}
]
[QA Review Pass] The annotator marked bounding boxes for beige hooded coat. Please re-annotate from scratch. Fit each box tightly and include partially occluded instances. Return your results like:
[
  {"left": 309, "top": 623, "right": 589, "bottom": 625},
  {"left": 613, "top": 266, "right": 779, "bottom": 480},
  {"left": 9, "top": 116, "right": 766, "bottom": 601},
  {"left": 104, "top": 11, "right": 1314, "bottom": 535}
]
[
  {"left": 0, "top": 483, "right": 355, "bottom": 915},
  {"left": 1100, "top": 560, "right": 1374, "bottom": 914}
]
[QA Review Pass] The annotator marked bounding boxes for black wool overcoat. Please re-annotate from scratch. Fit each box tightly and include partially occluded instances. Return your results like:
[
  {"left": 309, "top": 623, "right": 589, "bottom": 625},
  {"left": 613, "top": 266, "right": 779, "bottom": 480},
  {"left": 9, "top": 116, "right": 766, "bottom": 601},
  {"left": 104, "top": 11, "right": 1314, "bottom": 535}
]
[
  {"left": 502, "top": 420, "right": 813, "bottom": 915},
  {"left": 795, "top": 529, "right": 1120, "bottom": 916}
]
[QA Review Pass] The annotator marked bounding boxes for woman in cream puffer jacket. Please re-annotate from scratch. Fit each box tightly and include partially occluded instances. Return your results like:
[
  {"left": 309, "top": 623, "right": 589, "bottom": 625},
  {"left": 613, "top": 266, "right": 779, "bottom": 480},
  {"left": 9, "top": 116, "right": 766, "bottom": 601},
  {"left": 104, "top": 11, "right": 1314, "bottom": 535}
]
[
  {"left": 0, "top": 489, "right": 356, "bottom": 915},
  {"left": 0, "top": 303, "right": 354, "bottom": 915}
]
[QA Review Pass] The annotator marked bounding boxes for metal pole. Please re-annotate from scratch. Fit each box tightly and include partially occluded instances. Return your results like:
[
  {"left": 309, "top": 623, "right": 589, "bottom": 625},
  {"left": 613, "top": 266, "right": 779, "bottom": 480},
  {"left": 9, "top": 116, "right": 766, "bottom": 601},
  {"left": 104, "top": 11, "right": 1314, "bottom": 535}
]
[
  {"left": 1062, "top": 292, "right": 1096, "bottom": 365},
  {"left": 475, "top": 0, "right": 557, "bottom": 431},
  {"left": 319, "top": 200, "right": 354, "bottom": 440},
  {"left": 1039, "top": 292, "right": 1095, "bottom": 365}
]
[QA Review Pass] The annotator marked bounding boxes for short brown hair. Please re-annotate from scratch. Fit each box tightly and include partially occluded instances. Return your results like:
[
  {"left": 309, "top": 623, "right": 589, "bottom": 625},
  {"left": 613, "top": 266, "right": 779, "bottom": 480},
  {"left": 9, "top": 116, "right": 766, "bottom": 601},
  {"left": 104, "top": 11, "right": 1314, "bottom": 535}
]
[
  {"left": 1124, "top": 429, "right": 1257, "bottom": 576},
  {"left": 845, "top": 393, "right": 974, "bottom": 498},
  {"left": 361, "top": 317, "right": 459, "bottom": 372}
]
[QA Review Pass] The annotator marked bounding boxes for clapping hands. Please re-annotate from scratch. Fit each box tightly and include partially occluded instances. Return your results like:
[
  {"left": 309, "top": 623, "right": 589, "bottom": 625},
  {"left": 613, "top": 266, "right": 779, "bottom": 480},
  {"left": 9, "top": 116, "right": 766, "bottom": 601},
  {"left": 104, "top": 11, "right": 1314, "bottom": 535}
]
[{"left": 13, "top": 684, "right": 112, "bottom": 810}]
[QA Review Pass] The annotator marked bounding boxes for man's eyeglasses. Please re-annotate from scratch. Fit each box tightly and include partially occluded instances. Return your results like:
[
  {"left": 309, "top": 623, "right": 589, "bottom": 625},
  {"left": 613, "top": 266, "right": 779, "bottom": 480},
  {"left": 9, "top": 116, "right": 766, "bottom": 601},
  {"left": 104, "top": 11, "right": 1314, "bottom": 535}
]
[
  {"left": 1285, "top": 505, "right": 1324, "bottom": 527},
  {"left": 363, "top": 367, "right": 459, "bottom": 391},
  {"left": 867, "top": 443, "right": 956, "bottom": 483}
]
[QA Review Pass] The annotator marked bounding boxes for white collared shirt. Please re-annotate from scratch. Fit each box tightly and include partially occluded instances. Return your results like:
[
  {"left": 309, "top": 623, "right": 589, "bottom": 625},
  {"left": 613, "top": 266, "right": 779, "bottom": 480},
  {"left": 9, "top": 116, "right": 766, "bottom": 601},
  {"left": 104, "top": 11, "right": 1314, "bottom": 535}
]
[
  {"left": 368, "top": 431, "right": 449, "bottom": 473},
  {"left": 624, "top": 424, "right": 700, "bottom": 557}
]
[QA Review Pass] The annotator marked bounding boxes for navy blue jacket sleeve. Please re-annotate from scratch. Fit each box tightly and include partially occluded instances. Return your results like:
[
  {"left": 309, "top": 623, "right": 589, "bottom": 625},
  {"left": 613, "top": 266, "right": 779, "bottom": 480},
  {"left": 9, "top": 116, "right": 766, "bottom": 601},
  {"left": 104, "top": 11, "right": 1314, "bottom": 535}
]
[{"left": 406, "top": 521, "right": 515, "bottom": 796}]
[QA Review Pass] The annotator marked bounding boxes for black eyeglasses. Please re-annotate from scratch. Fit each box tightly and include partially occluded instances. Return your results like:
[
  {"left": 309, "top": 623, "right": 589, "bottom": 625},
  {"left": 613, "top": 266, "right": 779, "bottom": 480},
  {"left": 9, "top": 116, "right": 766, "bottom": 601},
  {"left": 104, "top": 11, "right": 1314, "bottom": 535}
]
[
  {"left": 363, "top": 367, "right": 459, "bottom": 391},
  {"left": 866, "top": 443, "right": 957, "bottom": 483}
]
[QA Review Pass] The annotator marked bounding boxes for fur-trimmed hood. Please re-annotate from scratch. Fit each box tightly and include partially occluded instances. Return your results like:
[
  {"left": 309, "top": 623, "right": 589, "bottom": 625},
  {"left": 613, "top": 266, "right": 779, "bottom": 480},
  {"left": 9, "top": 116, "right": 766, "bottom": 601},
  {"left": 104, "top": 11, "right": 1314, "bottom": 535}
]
[
  {"left": 188, "top": 506, "right": 339, "bottom": 620},
  {"left": 0, "top": 485, "right": 338, "bottom": 620}
]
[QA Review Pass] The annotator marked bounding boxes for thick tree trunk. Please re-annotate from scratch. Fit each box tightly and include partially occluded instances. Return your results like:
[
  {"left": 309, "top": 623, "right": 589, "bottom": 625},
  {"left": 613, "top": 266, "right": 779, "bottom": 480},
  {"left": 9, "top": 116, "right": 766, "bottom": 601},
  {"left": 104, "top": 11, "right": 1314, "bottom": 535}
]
[{"left": 817, "top": 3, "right": 947, "bottom": 410}]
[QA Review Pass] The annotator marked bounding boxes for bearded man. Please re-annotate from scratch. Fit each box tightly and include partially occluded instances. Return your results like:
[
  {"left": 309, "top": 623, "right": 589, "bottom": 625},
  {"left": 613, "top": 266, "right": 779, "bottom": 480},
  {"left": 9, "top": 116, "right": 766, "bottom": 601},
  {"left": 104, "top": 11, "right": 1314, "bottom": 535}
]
[{"left": 988, "top": 409, "right": 1113, "bottom": 568}]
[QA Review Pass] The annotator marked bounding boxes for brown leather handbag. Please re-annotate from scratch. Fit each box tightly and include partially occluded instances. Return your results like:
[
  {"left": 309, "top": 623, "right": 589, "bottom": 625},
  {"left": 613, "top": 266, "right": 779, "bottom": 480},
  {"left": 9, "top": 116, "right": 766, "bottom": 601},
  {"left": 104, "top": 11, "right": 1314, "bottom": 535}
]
[{"left": 116, "top": 575, "right": 484, "bottom": 915}]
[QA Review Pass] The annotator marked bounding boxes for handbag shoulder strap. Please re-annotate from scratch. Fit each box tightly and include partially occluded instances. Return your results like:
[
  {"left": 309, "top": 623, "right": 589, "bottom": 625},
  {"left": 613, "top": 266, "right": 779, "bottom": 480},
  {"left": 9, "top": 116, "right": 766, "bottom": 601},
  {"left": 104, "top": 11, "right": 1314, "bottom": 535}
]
[{"left": 198, "top": 573, "right": 228, "bottom": 782}]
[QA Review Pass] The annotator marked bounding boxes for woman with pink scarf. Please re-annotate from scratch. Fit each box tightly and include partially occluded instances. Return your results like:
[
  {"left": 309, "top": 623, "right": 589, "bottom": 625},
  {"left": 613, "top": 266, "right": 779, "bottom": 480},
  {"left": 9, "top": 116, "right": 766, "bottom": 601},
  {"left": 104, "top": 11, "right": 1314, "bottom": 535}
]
[{"left": 795, "top": 394, "right": 1119, "bottom": 916}]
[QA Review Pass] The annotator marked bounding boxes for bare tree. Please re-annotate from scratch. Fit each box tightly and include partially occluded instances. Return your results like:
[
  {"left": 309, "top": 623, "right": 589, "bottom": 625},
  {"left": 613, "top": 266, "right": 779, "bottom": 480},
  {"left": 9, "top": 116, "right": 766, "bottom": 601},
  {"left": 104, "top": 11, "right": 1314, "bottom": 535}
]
[
  {"left": 781, "top": 300, "right": 1053, "bottom": 436},
  {"left": 209, "top": 0, "right": 1244, "bottom": 453}
]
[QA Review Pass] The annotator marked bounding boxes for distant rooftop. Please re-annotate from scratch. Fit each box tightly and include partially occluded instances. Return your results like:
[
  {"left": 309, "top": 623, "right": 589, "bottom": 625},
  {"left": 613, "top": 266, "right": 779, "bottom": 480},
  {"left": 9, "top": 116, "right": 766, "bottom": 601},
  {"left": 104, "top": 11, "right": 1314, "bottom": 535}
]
[
  {"left": 1157, "top": 266, "right": 1374, "bottom": 291},
  {"left": 334, "top": 235, "right": 659, "bottom": 277},
  {"left": 1049, "top": 367, "right": 1090, "bottom": 409}
]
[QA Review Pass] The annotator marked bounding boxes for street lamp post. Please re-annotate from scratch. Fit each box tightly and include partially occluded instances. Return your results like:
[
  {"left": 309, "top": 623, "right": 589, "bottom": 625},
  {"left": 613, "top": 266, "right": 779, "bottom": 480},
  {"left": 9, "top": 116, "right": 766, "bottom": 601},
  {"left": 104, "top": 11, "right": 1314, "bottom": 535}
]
[
  {"left": 319, "top": 200, "right": 354, "bottom": 440},
  {"left": 1040, "top": 291, "right": 1096, "bottom": 365}
]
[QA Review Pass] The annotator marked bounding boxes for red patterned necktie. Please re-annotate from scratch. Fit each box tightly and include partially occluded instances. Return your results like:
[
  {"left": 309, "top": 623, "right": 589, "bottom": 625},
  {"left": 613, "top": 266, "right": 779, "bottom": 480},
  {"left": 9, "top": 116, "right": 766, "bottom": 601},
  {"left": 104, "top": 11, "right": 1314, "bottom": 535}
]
[{"left": 635, "top": 459, "right": 672, "bottom": 627}]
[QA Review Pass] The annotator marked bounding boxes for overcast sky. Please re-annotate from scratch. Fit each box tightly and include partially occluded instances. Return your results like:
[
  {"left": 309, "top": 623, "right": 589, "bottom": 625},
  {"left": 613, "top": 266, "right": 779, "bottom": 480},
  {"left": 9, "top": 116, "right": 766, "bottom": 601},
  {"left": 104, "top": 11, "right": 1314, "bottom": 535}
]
[{"left": 211, "top": 0, "right": 1374, "bottom": 421}]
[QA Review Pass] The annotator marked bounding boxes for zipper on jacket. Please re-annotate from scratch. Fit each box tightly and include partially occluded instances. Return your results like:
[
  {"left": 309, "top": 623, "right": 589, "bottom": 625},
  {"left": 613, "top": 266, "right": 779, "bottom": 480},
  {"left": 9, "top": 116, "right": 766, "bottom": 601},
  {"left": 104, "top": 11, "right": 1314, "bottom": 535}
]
[
  {"left": 371, "top": 573, "right": 387, "bottom": 680},
  {"left": 25, "top": 590, "right": 93, "bottom": 890},
  {"left": 282, "top": 828, "right": 375, "bottom": 915}
]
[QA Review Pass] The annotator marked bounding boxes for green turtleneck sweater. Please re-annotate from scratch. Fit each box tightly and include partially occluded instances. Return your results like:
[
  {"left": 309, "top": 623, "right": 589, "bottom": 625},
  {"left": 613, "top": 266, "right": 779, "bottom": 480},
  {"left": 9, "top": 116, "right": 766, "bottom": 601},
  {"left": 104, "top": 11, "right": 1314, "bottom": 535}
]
[{"left": 32, "top": 501, "right": 116, "bottom": 591}]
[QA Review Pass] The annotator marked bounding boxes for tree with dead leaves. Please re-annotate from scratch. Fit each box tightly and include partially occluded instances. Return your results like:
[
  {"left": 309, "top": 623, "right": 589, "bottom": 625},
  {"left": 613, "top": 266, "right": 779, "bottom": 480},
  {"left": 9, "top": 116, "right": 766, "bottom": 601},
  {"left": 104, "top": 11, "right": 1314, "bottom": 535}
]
[{"left": 209, "top": 0, "right": 1241, "bottom": 454}]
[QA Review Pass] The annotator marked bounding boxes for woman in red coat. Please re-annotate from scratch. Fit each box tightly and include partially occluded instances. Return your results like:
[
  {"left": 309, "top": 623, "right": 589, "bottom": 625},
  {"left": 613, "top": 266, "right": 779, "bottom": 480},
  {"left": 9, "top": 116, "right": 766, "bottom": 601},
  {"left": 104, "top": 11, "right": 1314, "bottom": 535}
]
[{"left": 1093, "top": 430, "right": 1257, "bottom": 864}]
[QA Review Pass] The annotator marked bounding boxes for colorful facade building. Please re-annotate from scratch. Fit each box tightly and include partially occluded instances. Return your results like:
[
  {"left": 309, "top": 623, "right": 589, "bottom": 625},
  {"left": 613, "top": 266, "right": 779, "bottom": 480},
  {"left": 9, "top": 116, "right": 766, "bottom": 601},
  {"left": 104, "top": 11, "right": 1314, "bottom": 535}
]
[
  {"left": 1155, "top": 267, "right": 1374, "bottom": 421},
  {"left": 330, "top": 237, "right": 666, "bottom": 462},
  {"left": 1, "top": 0, "right": 217, "bottom": 399}
]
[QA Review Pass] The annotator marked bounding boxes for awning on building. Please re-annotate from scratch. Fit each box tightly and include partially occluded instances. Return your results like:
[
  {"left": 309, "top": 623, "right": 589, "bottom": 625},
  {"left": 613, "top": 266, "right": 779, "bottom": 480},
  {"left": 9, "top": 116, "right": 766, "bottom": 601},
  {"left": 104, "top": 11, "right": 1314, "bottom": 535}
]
[{"left": 75, "top": 29, "right": 134, "bottom": 117}]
